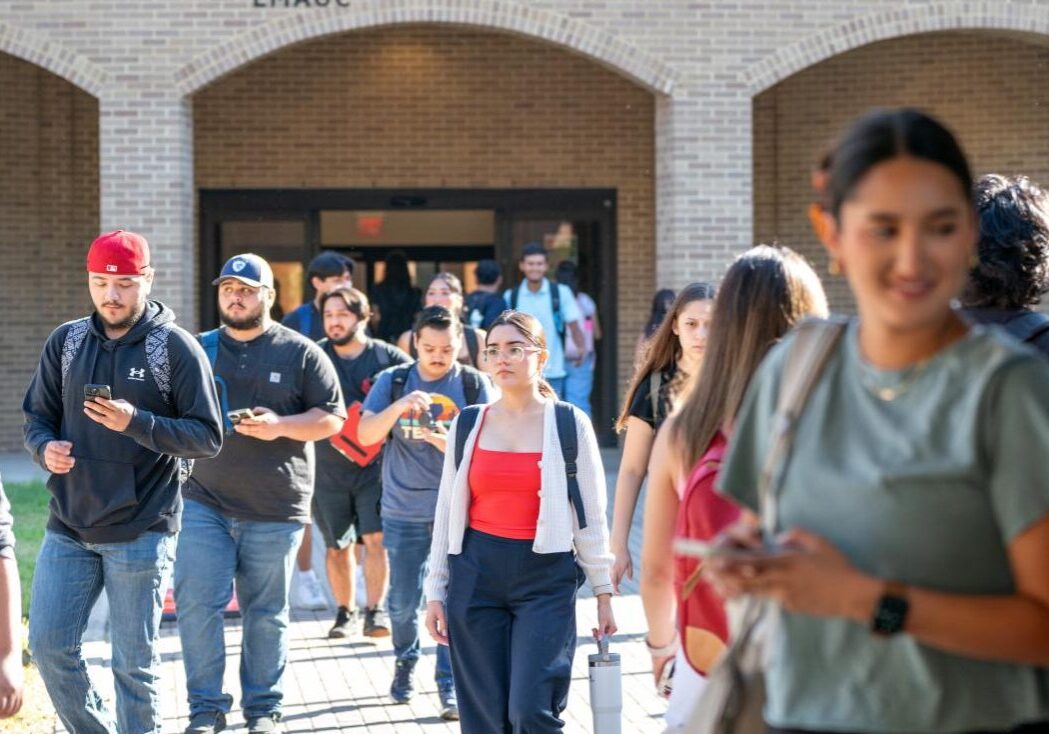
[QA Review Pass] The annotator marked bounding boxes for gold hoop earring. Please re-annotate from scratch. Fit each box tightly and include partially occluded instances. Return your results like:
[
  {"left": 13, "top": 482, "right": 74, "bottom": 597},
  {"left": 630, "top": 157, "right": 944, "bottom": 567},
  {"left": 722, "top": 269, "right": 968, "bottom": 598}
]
[{"left": 828, "top": 257, "right": 841, "bottom": 276}]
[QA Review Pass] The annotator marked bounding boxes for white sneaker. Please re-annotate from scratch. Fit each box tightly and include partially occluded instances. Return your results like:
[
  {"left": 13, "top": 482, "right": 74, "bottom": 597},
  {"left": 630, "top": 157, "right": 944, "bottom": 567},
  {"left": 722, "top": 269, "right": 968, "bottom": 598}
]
[{"left": 291, "top": 569, "right": 328, "bottom": 611}]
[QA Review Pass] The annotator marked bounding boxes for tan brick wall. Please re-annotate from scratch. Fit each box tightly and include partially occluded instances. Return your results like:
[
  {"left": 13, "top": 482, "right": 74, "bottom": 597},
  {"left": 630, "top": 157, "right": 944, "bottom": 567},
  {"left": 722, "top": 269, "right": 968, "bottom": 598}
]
[
  {"left": 753, "top": 31, "right": 1049, "bottom": 313},
  {"left": 0, "top": 52, "right": 98, "bottom": 451},
  {"left": 194, "top": 24, "right": 655, "bottom": 408}
]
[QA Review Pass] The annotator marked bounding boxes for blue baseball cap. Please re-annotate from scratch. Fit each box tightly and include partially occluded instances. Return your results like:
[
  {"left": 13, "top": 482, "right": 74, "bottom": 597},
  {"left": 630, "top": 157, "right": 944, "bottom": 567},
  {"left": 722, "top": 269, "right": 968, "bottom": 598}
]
[{"left": 213, "top": 253, "right": 274, "bottom": 289}]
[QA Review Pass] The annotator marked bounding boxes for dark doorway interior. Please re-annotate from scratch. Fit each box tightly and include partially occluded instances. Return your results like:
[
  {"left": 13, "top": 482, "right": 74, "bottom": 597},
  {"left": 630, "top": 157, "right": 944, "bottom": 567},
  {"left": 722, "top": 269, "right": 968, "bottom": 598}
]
[{"left": 199, "top": 189, "right": 617, "bottom": 444}]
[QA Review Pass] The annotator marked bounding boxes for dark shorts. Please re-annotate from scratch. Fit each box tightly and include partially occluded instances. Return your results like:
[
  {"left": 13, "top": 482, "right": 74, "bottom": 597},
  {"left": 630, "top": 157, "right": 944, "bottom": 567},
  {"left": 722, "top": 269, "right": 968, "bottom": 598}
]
[{"left": 312, "top": 459, "right": 383, "bottom": 550}]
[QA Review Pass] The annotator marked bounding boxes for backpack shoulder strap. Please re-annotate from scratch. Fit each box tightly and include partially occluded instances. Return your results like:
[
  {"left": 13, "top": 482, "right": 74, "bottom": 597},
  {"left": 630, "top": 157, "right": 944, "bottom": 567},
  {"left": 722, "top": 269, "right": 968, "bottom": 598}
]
[
  {"left": 554, "top": 401, "right": 587, "bottom": 529},
  {"left": 1003, "top": 310, "right": 1049, "bottom": 344},
  {"left": 551, "top": 282, "right": 565, "bottom": 340},
  {"left": 464, "top": 326, "right": 480, "bottom": 367},
  {"left": 374, "top": 342, "right": 393, "bottom": 370},
  {"left": 510, "top": 284, "right": 519, "bottom": 310},
  {"left": 60, "top": 317, "right": 91, "bottom": 399},
  {"left": 300, "top": 304, "right": 313, "bottom": 339},
  {"left": 454, "top": 405, "right": 483, "bottom": 470},
  {"left": 460, "top": 366, "right": 484, "bottom": 407},
  {"left": 389, "top": 364, "right": 413, "bottom": 403},
  {"left": 144, "top": 323, "right": 174, "bottom": 406},
  {"left": 198, "top": 329, "right": 220, "bottom": 367},
  {"left": 760, "top": 316, "right": 848, "bottom": 533}
]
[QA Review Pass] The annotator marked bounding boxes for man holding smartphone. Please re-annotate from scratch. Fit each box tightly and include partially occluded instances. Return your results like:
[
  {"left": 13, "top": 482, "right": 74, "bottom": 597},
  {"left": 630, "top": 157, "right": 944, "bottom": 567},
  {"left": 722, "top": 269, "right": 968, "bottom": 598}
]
[
  {"left": 22, "top": 230, "right": 224, "bottom": 734},
  {"left": 174, "top": 254, "right": 345, "bottom": 734},
  {"left": 358, "top": 305, "right": 493, "bottom": 721}
]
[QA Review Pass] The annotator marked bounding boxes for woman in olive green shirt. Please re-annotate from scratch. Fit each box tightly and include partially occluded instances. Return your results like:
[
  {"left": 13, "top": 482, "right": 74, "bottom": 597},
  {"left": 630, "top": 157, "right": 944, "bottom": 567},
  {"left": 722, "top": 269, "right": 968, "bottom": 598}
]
[{"left": 709, "top": 109, "right": 1049, "bottom": 733}]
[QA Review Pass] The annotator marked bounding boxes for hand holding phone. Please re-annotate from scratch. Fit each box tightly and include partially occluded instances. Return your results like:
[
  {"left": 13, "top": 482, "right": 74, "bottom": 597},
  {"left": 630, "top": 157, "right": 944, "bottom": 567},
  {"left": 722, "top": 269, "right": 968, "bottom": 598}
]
[
  {"left": 83, "top": 384, "right": 112, "bottom": 401},
  {"left": 227, "top": 408, "right": 255, "bottom": 425},
  {"left": 673, "top": 537, "right": 780, "bottom": 562},
  {"left": 417, "top": 408, "right": 437, "bottom": 431}
]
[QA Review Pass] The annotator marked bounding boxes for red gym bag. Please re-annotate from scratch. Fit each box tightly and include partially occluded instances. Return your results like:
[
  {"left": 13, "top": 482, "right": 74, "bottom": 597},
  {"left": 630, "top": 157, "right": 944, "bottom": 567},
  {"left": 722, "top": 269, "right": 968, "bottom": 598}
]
[{"left": 330, "top": 401, "right": 385, "bottom": 467}]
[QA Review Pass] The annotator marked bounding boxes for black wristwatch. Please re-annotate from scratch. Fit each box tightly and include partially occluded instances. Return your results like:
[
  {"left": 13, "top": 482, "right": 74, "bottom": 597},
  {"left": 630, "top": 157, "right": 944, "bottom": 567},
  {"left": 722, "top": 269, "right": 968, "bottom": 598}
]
[{"left": 871, "top": 581, "right": 909, "bottom": 636}]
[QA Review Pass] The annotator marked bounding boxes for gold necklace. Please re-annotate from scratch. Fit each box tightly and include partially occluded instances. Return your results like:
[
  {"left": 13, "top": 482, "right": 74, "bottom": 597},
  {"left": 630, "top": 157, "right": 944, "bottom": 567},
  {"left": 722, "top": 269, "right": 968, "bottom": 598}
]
[{"left": 859, "top": 360, "right": 930, "bottom": 401}]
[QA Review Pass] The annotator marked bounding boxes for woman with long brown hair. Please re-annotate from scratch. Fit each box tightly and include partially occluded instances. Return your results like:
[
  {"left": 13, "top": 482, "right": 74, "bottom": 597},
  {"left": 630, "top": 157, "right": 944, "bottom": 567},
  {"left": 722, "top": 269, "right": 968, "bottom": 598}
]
[
  {"left": 609, "top": 283, "right": 716, "bottom": 591},
  {"left": 640, "top": 246, "right": 827, "bottom": 731},
  {"left": 423, "top": 310, "right": 615, "bottom": 733},
  {"left": 398, "top": 272, "right": 485, "bottom": 368}
]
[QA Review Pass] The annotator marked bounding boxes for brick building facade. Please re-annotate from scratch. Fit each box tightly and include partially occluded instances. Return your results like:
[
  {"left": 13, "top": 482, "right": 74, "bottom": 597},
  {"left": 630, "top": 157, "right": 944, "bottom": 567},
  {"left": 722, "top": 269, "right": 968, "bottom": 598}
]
[{"left": 1, "top": 0, "right": 1047, "bottom": 449}]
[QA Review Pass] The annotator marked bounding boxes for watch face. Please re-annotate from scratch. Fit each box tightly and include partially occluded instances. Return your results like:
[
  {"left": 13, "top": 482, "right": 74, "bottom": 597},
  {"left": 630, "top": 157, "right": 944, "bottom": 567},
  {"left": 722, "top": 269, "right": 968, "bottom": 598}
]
[{"left": 872, "top": 595, "right": 909, "bottom": 636}]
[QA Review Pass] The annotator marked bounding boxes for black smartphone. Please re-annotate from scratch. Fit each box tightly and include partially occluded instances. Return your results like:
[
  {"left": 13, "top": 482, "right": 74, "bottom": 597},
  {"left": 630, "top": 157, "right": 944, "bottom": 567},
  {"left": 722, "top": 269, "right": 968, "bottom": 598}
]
[
  {"left": 227, "top": 408, "right": 255, "bottom": 425},
  {"left": 417, "top": 409, "right": 437, "bottom": 430},
  {"left": 84, "top": 384, "right": 112, "bottom": 401}
]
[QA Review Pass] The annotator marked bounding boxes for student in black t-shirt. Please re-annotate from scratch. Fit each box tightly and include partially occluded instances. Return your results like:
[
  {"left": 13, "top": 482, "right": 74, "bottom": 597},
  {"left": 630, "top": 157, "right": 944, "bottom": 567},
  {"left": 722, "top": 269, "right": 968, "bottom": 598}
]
[
  {"left": 315, "top": 287, "right": 411, "bottom": 640},
  {"left": 608, "top": 283, "right": 715, "bottom": 593},
  {"left": 175, "top": 254, "right": 346, "bottom": 734}
]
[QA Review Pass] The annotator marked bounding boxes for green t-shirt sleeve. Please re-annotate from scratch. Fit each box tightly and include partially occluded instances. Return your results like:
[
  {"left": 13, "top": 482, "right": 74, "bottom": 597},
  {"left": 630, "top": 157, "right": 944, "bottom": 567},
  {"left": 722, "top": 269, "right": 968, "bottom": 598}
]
[
  {"left": 715, "top": 338, "right": 788, "bottom": 513},
  {"left": 982, "top": 353, "right": 1049, "bottom": 542}
]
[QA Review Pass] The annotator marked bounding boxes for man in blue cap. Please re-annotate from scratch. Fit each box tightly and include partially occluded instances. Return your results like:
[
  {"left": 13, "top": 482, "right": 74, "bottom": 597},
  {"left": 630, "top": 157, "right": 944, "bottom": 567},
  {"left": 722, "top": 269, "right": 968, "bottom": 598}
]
[{"left": 174, "top": 253, "right": 346, "bottom": 734}]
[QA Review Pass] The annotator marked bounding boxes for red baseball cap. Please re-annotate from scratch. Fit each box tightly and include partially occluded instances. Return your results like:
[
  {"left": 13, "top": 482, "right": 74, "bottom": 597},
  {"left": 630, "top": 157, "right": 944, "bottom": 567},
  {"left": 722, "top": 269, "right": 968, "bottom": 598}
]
[{"left": 87, "top": 230, "right": 151, "bottom": 275}]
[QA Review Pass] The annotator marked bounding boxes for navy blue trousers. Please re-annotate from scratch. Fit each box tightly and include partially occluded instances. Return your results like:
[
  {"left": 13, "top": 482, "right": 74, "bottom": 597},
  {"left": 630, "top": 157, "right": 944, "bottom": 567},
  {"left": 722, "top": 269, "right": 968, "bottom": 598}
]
[{"left": 446, "top": 529, "right": 582, "bottom": 734}]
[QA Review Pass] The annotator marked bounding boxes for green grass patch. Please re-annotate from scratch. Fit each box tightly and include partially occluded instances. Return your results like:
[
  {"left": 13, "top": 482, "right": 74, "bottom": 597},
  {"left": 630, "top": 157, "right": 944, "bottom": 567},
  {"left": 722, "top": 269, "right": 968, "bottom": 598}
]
[{"left": 4, "top": 482, "right": 48, "bottom": 618}]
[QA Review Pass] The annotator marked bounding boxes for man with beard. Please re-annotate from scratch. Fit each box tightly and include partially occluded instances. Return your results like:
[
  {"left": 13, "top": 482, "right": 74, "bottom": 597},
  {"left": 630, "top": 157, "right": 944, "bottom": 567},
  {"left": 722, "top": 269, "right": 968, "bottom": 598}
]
[
  {"left": 313, "top": 287, "right": 410, "bottom": 639},
  {"left": 22, "top": 230, "right": 223, "bottom": 734},
  {"left": 174, "top": 254, "right": 345, "bottom": 734},
  {"left": 358, "top": 305, "right": 493, "bottom": 721}
]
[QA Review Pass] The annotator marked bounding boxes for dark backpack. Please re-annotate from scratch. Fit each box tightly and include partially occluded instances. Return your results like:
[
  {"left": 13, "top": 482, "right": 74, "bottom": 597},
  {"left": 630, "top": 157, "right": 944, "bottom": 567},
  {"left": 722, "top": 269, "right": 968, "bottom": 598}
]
[
  {"left": 387, "top": 362, "right": 485, "bottom": 425},
  {"left": 452, "top": 402, "right": 588, "bottom": 529},
  {"left": 509, "top": 280, "right": 565, "bottom": 342},
  {"left": 1001, "top": 310, "right": 1049, "bottom": 345}
]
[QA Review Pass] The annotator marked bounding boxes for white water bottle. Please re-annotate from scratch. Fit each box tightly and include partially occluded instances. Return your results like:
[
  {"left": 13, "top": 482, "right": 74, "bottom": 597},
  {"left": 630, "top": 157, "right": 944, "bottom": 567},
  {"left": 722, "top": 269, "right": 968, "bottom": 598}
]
[{"left": 588, "top": 635, "right": 622, "bottom": 734}]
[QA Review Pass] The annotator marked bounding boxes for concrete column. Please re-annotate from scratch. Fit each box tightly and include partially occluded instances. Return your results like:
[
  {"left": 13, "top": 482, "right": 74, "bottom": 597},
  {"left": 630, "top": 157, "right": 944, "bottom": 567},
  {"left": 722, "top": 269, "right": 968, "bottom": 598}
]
[
  {"left": 655, "top": 83, "right": 753, "bottom": 288},
  {"left": 99, "top": 92, "right": 196, "bottom": 328}
]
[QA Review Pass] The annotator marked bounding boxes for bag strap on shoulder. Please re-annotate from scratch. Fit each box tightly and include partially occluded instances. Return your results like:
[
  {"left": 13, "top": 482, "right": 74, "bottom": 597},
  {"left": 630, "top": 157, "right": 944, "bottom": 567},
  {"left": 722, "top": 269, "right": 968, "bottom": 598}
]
[
  {"left": 464, "top": 327, "right": 480, "bottom": 367},
  {"left": 1003, "top": 310, "right": 1049, "bottom": 344},
  {"left": 759, "top": 316, "right": 847, "bottom": 534},
  {"left": 453, "top": 405, "right": 484, "bottom": 470},
  {"left": 555, "top": 401, "right": 587, "bottom": 529},
  {"left": 388, "top": 364, "right": 413, "bottom": 403}
]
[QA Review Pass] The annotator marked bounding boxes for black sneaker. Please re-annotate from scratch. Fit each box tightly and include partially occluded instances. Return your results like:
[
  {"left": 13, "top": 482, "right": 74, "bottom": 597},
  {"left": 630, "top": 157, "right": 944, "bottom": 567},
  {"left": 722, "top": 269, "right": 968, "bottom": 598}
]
[
  {"left": 438, "top": 685, "right": 459, "bottom": 721},
  {"left": 328, "top": 606, "right": 357, "bottom": 639},
  {"left": 363, "top": 606, "right": 390, "bottom": 638},
  {"left": 390, "top": 659, "right": 415, "bottom": 703},
  {"left": 246, "top": 714, "right": 282, "bottom": 734},
  {"left": 184, "top": 711, "right": 226, "bottom": 734}
]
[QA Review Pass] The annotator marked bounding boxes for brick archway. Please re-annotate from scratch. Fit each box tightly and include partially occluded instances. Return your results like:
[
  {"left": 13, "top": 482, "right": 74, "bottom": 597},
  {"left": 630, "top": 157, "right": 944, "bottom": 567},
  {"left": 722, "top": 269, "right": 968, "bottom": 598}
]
[
  {"left": 173, "top": 0, "right": 676, "bottom": 97},
  {"left": 0, "top": 19, "right": 108, "bottom": 96},
  {"left": 743, "top": 1, "right": 1049, "bottom": 95}
]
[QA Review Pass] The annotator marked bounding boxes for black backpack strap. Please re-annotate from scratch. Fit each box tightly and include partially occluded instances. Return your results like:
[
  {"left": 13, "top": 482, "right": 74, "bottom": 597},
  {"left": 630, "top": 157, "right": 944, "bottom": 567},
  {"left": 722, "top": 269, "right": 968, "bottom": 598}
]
[
  {"left": 1003, "top": 310, "right": 1049, "bottom": 344},
  {"left": 461, "top": 366, "right": 483, "bottom": 407},
  {"left": 464, "top": 326, "right": 480, "bottom": 367},
  {"left": 454, "top": 405, "right": 483, "bottom": 470},
  {"left": 550, "top": 281, "right": 565, "bottom": 341},
  {"left": 510, "top": 284, "right": 519, "bottom": 310},
  {"left": 388, "top": 364, "right": 413, "bottom": 403},
  {"left": 554, "top": 401, "right": 586, "bottom": 529}
]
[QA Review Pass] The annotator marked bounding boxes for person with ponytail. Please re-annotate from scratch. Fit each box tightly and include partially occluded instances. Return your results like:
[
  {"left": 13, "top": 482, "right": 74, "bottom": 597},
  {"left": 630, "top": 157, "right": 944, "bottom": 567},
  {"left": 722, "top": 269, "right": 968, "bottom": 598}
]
[
  {"left": 640, "top": 247, "right": 828, "bottom": 731},
  {"left": 423, "top": 310, "right": 616, "bottom": 733},
  {"left": 610, "top": 283, "right": 716, "bottom": 592}
]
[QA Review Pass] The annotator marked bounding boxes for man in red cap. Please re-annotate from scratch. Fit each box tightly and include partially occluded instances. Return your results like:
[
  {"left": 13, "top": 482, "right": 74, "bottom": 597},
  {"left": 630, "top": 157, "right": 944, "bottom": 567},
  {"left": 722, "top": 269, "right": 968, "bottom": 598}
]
[{"left": 22, "top": 230, "right": 224, "bottom": 734}]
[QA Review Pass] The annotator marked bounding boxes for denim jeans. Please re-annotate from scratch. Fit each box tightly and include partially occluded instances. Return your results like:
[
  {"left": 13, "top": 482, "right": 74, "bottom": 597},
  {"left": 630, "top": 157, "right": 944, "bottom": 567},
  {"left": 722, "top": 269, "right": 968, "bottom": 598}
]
[
  {"left": 174, "top": 499, "right": 304, "bottom": 720},
  {"left": 29, "top": 529, "right": 175, "bottom": 734},
  {"left": 546, "top": 377, "right": 567, "bottom": 401},
  {"left": 382, "top": 517, "right": 452, "bottom": 688},
  {"left": 563, "top": 354, "right": 595, "bottom": 418}
]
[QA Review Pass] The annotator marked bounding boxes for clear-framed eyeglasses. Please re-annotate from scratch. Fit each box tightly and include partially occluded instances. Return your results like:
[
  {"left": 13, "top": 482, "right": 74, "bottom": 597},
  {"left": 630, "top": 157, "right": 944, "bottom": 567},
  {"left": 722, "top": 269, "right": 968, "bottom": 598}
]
[{"left": 482, "top": 346, "right": 543, "bottom": 363}]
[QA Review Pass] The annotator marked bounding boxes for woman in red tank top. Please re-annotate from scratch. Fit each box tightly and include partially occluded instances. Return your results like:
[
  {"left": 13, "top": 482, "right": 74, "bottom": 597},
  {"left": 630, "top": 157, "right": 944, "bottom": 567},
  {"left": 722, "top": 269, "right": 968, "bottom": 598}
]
[{"left": 424, "top": 311, "right": 617, "bottom": 734}]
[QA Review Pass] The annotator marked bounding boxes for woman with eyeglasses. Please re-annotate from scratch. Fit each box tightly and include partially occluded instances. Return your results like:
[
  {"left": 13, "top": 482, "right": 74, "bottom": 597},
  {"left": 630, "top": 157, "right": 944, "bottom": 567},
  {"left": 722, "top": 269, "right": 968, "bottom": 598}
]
[
  {"left": 423, "top": 310, "right": 616, "bottom": 733},
  {"left": 398, "top": 272, "right": 485, "bottom": 368}
]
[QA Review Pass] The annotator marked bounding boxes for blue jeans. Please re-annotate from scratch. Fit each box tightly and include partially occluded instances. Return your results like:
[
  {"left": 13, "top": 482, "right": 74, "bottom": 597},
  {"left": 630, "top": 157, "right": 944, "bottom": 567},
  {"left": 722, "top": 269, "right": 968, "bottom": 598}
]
[
  {"left": 382, "top": 517, "right": 452, "bottom": 688},
  {"left": 546, "top": 377, "right": 567, "bottom": 400},
  {"left": 564, "top": 354, "right": 595, "bottom": 418},
  {"left": 29, "top": 530, "right": 175, "bottom": 734},
  {"left": 174, "top": 499, "right": 304, "bottom": 720}
]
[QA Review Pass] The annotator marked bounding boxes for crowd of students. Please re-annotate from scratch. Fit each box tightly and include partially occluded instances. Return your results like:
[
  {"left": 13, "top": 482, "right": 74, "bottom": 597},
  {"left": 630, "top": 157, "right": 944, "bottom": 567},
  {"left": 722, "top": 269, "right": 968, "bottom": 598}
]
[{"left": 1, "top": 105, "right": 1047, "bottom": 734}]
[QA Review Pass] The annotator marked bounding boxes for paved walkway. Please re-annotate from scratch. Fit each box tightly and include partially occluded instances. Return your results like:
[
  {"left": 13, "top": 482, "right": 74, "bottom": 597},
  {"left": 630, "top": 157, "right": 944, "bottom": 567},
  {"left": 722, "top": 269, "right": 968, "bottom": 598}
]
[{"left": 27, "top": 449, "right": 668, "bottom": 733}]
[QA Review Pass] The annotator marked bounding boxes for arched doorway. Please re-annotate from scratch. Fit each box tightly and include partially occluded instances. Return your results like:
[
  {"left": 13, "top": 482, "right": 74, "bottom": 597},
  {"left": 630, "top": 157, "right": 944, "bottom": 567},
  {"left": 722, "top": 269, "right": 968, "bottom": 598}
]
[
  {"left": 752, "top": 30, "right": 1049, "bottom": 312},
  {"left": 191, "top": 24, "right": 659, "bottom": 442},
  {"left": 0, "top": 50, "right": 99, "bottom": 450}
]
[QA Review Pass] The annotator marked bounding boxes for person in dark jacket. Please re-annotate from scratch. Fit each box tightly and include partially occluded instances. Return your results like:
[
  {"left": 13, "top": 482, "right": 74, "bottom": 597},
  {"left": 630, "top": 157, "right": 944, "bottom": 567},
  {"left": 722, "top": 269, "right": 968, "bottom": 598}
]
[
  {"left": 962, "top": 174, "right": 1049, "bottom": 358},
  {"left": 22, "top": 230, "right": 223, "bottom": 734}
]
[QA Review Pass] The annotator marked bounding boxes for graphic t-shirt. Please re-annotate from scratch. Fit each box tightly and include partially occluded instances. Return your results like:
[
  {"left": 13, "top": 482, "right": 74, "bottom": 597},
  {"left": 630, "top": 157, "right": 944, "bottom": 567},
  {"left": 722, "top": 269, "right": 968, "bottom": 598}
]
[
  {"left": 315, "top": 338, "right": 410, "bottom": 475},
  {"left": 362, "top": 363, "right": 494, "bottom": 523}
]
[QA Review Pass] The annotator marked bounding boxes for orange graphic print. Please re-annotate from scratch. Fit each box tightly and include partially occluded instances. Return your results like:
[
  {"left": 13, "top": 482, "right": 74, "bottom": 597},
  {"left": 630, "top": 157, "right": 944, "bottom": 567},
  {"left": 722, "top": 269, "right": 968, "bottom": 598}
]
[{"left": 397, "top": 392, "right": 460, "bottom": 441}]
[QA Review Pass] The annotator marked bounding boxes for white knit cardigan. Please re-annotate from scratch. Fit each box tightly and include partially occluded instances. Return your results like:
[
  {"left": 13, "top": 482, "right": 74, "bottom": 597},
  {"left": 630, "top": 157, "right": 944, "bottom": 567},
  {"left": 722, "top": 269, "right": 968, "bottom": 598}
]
[{"left": 424, "top": 401, "right": 615, "bottom": 603}]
